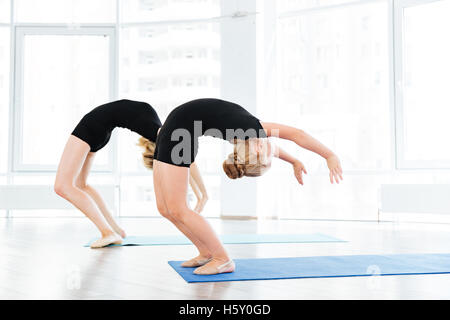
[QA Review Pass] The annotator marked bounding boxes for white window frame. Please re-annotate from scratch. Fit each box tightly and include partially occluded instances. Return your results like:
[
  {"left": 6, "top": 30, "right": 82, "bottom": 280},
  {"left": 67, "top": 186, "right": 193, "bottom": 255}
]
[
  {"left": 12, "top": 25, "right": 118, "bottom": 172},
  {"left": 393, "top": 0, "right": 450, "bottom": 169}
]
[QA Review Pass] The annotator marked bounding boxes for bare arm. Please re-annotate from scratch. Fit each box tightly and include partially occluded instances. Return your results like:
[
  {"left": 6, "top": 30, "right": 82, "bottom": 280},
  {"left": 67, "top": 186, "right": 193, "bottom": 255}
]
[
  {"left": 189, "top": 162, "right": 209, "bottom": 213},
  {"left": 272, "top": 145, "right": 308, "bottom": 185},
  {"left": 189, "top": 174, "right": 202, "bottom": 202},
  {"left": 263, "top": 122, "right": 343, "bottom": 184},
  {"left": 262, "top": 122, "right": 334, "bottom": 159}
]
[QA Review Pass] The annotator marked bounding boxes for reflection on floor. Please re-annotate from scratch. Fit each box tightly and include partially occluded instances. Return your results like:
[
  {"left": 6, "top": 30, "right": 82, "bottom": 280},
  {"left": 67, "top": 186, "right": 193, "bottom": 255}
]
[{"left": 0, "top": 217, "right": 449, "bottom": 299}]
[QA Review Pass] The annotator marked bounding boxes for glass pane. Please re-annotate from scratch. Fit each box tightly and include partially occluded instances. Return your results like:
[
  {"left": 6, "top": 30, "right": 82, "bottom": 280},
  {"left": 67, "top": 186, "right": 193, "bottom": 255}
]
[
  {"left": 20, "top": 33, "right": 111, "bottom": 168},
  {"left": 121, "top": 0, "right": 220, "bottom": 23},
  {"left": 15, "top": 0, "right": 116, "bottom": 23},
  {"left": 119, "top": 176, "right": 157, "bottom": 217},
  {"left": 0, "top": 27, "right": 9, "bottom": 173},
  {"left": 402, "top": 0, "right": 450, "bottom": 163},
  {"left": 119, "top": 23, "right": 221, "bottom": 119},
  {"left": 0, "top": 0, "right": 10, "bottom": 23},
  {"left": 277, "top": 0, "right": 360, "bottom": 13},
  {"left": 275, "top": 1, "right": 390, "bottom": 171}
]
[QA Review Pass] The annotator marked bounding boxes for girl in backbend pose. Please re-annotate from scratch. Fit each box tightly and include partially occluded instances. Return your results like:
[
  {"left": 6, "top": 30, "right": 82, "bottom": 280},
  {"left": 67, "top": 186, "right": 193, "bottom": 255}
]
[
  {"left": 151, "top": 98, "right": 343, "bottom": 275},
  {"left": 54, "top": 99, "right": 208, "bottom": 248}
]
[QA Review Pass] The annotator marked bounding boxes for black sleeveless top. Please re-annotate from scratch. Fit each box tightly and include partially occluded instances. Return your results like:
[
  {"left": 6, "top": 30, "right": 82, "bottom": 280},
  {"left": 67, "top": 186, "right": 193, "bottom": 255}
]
[
  {"left": 72, "top": 99, "right": 162, "bottom": 152},
  {"left": 154, "top": 98, "right": 266, "bottom": 167}
]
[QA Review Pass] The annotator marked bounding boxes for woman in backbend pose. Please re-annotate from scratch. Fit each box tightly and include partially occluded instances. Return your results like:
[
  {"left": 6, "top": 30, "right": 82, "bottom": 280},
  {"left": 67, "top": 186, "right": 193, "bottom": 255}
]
[
  {"left": 54, "top": 99, "right": 208, "bottom": 248},
  {"left": 151, "top": 98, "right": 343, "bottom": 275}
]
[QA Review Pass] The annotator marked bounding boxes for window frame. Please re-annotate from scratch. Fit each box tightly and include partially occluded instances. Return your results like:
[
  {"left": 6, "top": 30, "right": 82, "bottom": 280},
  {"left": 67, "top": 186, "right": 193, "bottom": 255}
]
[
  {"left": 0, "top": 24, "right": 11, "bottom": 175},
  {"left": 12, "top": 25, "right": 118, "bottom": 172},
  {"left": 393, "top": 0, "right": 450, "bottom": 169}
]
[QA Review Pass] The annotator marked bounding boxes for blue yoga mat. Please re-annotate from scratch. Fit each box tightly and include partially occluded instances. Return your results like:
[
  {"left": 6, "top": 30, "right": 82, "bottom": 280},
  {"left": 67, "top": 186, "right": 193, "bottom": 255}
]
[
  {"left": 85, "top": 233, "right": 344, "bottom": 247},
  {"left": 168, "top": 253, "right": 450, "bottom": 283}
]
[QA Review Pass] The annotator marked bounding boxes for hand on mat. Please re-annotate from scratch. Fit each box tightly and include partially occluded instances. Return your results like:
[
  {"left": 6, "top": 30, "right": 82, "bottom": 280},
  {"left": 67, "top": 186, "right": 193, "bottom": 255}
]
[
  {"left": 326, "top": 155, "right": 343, "bottom": 184},
  {"left": 293, "top": 161, "right": 307, "bottom": 185}
]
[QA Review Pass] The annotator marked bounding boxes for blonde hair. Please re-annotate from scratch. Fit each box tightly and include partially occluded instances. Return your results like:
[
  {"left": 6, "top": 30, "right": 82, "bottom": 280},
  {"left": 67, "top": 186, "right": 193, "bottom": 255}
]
[
  {"left": 222, "top": 140, "right": 271, "bottom": 179},
  {"left": 137, "top": 137, "right": 156, "bottom": 170}
]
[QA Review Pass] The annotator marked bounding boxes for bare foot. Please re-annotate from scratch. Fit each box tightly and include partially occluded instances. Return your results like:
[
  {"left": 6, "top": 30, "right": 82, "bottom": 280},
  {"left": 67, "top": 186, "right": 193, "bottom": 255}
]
[
  {"left": 181, "top": 254, "right": 213, "bottom": 268},
  {"left": 194, "top": 258, "right": 235, "bottom": 275}
]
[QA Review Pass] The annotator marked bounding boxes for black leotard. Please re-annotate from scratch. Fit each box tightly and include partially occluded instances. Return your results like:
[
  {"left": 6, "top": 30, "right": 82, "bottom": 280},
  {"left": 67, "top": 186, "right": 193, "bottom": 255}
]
[
  {"left": 154, "top": 98, "right": 266, "bottom": 167},
  {"left": 72, "top": 99, "right": 162, "bottom": 152}
]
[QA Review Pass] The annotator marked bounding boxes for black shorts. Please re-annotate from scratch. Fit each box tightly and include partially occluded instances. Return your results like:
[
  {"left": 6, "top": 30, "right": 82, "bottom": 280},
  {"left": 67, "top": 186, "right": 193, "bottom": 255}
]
[
  {"left": 71, "top": 116, "right": 112, "bottom": 152},
  {"left": 153, "top": 123, "right": 195, "bottom": 168}
]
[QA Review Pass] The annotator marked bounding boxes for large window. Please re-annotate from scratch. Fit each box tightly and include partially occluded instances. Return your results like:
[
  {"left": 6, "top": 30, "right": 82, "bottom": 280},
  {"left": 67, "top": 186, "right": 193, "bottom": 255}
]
[
  {"left": 0, "top": 26, "right": 9, "bottom": 174},
  {"left": 1, "top": 0, "right": 11, "bottom": 218},
  {"left": 258, "top": 0, "right": 450, "bottom": 221},
  {"left": 119, "top": 22, "right": 221, "bottom": 119},
  {"left": 258, "top": 0, "right": 392, "bottom": 220},
  {"left": 14, "top": 27, "right": 115, "bottom": 171},
  {"left": 275, "top": 1, "right": 391, "bottom": 172},
  {"left": 395, "top": 0, "right": 450, "bottom": 168},
  {"left": 0, "top": 0, "right": 9, "bottom": 177},
  {"left": 3, "top": 0, "right": 223, "bottom": 218},
  {"left": 4, "top": 0, "right": 449, "bottom": 221},
  {"left": 118, "top": 14, "right": 222, "bottom": 216}
]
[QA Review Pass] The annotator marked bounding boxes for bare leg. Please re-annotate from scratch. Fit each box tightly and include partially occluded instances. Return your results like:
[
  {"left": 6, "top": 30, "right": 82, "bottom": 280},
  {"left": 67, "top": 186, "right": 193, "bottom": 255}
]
[
  {"left": 75, "top": 153, "right": 126, "bottom": 238},
  {"left": 154, "top": 160, "right": 212, "bottom": 264},
  {"left": 156, "top": 161, "right": 234, "bottom": 274},
  {"left": 54, "top": 136, "right": 121, "bottom": 247}
]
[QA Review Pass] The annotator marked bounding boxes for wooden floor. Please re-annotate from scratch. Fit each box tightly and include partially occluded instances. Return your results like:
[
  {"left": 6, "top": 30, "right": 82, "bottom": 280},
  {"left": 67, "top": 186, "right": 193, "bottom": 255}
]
[{"left": 1, "top": 216, "right": 450, "bottom": 300}]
